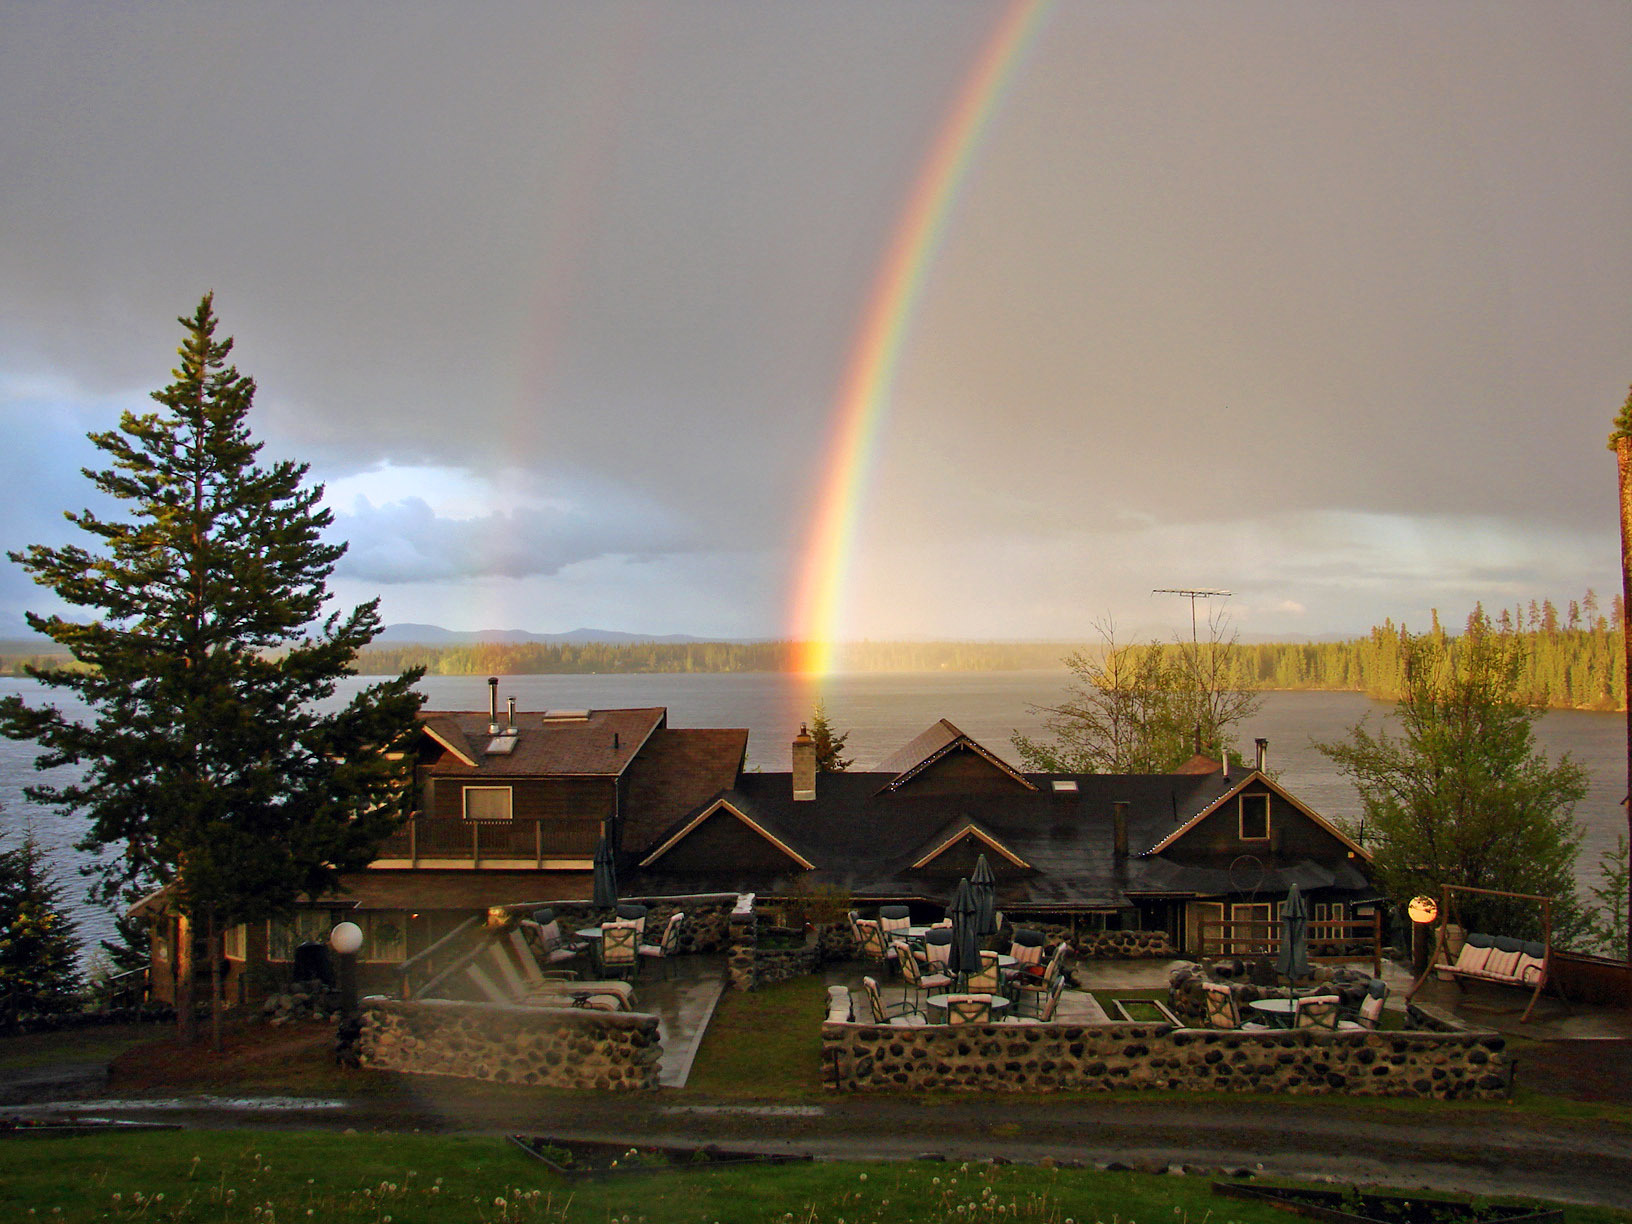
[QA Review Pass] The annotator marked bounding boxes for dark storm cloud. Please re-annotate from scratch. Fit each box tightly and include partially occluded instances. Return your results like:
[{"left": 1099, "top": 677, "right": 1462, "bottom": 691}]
[{"left": 2, "top": 3, "right": 1628, "bottom": 637}]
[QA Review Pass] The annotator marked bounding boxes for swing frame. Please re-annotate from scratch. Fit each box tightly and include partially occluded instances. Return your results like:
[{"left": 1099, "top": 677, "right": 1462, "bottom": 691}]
[{"left": 1406, "top": 884, "right": 1553, "bottom": 1023}]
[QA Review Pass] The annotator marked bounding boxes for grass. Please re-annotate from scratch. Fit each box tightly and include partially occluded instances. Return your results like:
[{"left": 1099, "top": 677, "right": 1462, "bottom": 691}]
[
  {"left": 0, "top": 1025, "right": 165, "bottom": 1072},
  {"left": 682, "top": 974, "right": 830, "bottom": 1099},
  {"left": 2, "top": 1133, "right": 1625, "bottom": 1224}
]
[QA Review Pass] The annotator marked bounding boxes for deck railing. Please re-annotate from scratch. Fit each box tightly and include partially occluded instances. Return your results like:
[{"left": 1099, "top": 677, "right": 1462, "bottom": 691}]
[
  {"left": 374, "top": 816, "right": 601, "bottom": 865},
  {"left": 1197, "top": 911, "right": 1382, "bottom": 977}
]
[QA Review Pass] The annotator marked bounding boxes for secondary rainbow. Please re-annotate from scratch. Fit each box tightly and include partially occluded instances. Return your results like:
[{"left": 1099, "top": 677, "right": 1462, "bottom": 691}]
[{"left": 788, "top": 0, "right": 1053, "bottom": 676}]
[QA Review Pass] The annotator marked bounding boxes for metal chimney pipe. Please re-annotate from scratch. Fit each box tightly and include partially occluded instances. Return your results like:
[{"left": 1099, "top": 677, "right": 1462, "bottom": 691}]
[
  {"left": 488, "top": 677, "right": 499, "bottom": 734},
  {"left": 1255, "top": 738, "right": 1268, "bottom": 772},
  {"left": 507, "top": 696, "right": 517, "bottom": 730}
]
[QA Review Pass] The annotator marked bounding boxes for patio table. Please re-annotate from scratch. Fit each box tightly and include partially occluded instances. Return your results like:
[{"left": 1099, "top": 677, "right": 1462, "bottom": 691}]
[
  {"left": 1248, "top": 997, "right": 1297, "bottom": 1027},
  {"left": 924, "top": 993, "right": 1010, "bottom": 1023}
]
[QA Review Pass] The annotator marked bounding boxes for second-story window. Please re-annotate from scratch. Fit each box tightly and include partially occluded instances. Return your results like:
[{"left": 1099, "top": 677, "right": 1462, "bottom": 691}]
[
  {"left": 464, "top": 785, "right": 513, "bottom": 821},
  {"left": 1238, "top": 792, "right": 1271, "bottom": 841}
]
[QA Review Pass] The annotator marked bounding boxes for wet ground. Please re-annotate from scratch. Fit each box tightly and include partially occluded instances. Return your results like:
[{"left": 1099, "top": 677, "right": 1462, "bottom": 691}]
[{"left": 4, "top": 955, "right": 1631, "bottom": 1210}]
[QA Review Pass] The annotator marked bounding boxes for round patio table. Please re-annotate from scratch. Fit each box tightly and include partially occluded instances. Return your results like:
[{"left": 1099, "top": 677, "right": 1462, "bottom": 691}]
[{"left": 1248, "top": 998, "right": 1297, "bottom": 1027}]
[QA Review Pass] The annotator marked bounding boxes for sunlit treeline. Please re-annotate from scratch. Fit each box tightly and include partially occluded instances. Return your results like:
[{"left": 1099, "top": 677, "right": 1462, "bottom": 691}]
[
  {"left": 350, "top": 638, "right": 1083, "bottom": 677},
  {"left": 1232, "top": 592, "right": 1627, "bottom": 710}
]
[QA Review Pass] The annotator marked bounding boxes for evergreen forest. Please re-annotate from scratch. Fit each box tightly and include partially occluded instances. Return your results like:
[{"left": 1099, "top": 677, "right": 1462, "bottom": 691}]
[{"left": 4, "top": 591, "right": 1625, "bottom": 711}]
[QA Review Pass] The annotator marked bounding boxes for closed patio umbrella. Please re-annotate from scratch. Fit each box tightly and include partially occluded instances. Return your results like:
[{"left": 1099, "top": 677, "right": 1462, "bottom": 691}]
[
  {"left": 970, "top": 854, "right": 998, "bottom": 938},
  {"left": 1277, "top": 884, "right": 1310, "bottom": 1003},
  {"left": 592, "top": 836, "right": 618, "bottom": 911},
  {"left": 947, "top": 877, "right": 981, "bottom": 990}
]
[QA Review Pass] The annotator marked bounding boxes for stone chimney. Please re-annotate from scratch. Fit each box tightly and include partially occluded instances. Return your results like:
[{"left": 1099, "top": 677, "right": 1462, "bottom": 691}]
[
  {"left": 1255, "top": 737, "right": 1268, "bottom": 772},
  {"left": 1112, "top": 801, "right": 1129, "bottom": 858},
  {"left": 792, "top": 724, "right": 816, "bottom": 801}
]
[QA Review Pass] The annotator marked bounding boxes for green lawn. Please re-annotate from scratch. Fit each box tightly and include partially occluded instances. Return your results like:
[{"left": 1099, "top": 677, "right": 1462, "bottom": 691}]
[
  {"left": 682, "top": 974, "right": 830, "bottom": 1098},
  {"left": 0, "top": 1024, "right": 166, "bottom": 1072},
  {"left": 3, "top": 1131, "right": 1625, "bottom": 1224}
]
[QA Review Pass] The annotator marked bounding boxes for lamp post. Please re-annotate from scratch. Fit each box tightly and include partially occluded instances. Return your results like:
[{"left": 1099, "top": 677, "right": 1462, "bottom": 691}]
[
  {"left": 329, "top": 921, "right": 363, "bottom": 1019},
  {"left": 1407, "top": 895, "right": 1438, "bottom": 976}
]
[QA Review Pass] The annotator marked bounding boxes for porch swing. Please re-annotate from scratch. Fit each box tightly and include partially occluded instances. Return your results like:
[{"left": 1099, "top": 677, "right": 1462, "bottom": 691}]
[{"left": 1406, "top": 884, "right": 1554, "bottom": 1023}]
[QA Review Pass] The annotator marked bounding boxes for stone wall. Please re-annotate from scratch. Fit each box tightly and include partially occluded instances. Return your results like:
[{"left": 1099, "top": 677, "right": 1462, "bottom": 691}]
[
  {"left": 359, "top": 997, "right": 661, "bottom": 1090},
  {"left": 1074, "top": 929, "right": 1176, "bottom": 959},
  {"left": 820, "top": 1018, "right": 1510, "bottom": 1099}
]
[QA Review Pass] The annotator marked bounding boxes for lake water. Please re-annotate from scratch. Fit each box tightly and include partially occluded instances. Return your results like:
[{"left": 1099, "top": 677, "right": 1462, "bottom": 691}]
[{"left": 3, "top": 672, "right": 1626, "bottom": 958}]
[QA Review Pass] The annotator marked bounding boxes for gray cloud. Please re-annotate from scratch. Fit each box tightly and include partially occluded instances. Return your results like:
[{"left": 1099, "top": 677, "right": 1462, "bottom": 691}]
[
  {"left": 1, "top": 4, "right": 1628, "bottom": 637},
  {"left": 332, "top": 495, "right": 689, "bottom": 585}
]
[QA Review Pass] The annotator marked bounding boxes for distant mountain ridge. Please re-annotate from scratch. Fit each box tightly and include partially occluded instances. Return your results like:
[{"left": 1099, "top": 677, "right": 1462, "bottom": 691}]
[{"left": 375, "top": 623, "right": 712, "bottom": 645}]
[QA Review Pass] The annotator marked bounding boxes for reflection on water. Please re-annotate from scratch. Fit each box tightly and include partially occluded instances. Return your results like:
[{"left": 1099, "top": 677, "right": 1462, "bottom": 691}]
[{"left": 3, "top": 673, "right": 1625, "bottom": 958}]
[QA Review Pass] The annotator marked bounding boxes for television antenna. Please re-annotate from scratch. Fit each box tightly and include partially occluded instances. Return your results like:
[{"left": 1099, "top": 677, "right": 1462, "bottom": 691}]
[{"left": 1152, "top": 588, "right": 1232, "bottom": 646}]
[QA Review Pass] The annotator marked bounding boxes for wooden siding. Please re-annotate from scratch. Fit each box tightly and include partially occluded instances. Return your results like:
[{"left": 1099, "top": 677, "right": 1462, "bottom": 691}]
[
  {"left": 649, "top": 809, "right": 808, "bottom": 873},
  {"left": 428, "top": 776, "right": 615, "bottom": 823},
  {"left": 893, "top": 749, "right": 1029, "bottom": 796},
  {"left": 1160, "top": 790, "right": 1354, "bottom": 866}
]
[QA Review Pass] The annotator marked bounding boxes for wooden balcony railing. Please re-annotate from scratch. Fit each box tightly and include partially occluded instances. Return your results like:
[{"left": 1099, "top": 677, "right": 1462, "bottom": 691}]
[
  {"left": 374, "top": 816, "right": 602, "bottom": 866},
  {"left": 1197, "top": 913, "right": 1382, "bottom": 977}
]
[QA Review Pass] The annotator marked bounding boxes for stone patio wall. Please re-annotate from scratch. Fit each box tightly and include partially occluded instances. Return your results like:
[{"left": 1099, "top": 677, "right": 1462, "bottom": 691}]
[
  {"left": 820, "top": 1018, "right": 1510, "bottom": 1099},
  {"left": 359, "top": 997, "right": 660, "bottom": 1090}
]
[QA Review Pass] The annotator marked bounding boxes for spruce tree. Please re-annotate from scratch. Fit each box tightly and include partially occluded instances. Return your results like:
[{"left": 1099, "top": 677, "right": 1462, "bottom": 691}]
[
  {"left": 0, "top": 295, "right": 424, "bottom": 1041},
  {"left": 809, "top": 700, "right": 853, "bottom": 772},
  {"left": 0, "top": 828, "right": 82, "bottom": 1023}
]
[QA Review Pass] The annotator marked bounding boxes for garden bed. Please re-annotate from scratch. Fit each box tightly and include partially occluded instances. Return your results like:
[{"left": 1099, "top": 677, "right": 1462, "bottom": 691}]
[
  {"left": 509, "top": 1135, "right": 810, "bottom": 1178},
  {"left": 1213, "top": 1181, "right": 1562, "bottom": 1224}
]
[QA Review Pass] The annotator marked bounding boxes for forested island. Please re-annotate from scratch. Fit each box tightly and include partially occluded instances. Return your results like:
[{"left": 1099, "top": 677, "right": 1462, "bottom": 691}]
[{"left": 3, "top": 592, "right": 1622, "bottom": 711}]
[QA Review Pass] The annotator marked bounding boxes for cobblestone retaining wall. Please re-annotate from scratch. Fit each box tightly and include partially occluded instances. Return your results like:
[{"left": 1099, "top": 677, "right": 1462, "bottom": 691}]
[
  {"left": 820, "top": 1020, "right": 1509, "bottom": 1099},
  {"left": 359, "top": 997, "right": 660, "bottom": 1090}
]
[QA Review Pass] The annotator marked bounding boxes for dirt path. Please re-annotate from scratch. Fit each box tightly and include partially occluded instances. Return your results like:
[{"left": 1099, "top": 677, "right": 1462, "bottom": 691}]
[{"left": 8, "top": 1019, "right": 1631, "bottom": 1211}]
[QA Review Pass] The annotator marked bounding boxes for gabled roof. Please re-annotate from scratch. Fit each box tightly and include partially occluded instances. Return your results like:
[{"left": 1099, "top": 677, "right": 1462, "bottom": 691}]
[
  {"left": 875, "top": 719, "right": 1036, "bottom": 793},
  {"left": 639, "top": 797, "right": 816, "bottom": 870},
  {"left": 1141, "top": 770, "right": 1372, "bottom": 860},
  {"left": 415, "top": 708, "right": 665, "bottom": 777},
  {"left": 621, "top": 727, "right": 749, "bottom": 854},
  {"left": 907, "top": 818, "right": 1034, "bottom": 871}
]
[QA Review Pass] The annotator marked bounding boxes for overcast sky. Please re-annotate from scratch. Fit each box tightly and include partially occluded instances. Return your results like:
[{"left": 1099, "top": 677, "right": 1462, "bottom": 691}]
[{"left": 3, "top": 2, "right": 1629, "bottom": 644}]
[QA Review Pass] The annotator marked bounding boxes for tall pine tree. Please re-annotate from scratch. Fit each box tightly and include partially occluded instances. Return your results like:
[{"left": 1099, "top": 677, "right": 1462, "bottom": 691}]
[{"left": 0, "top": 296, "right": 424, "bottom": 1042}]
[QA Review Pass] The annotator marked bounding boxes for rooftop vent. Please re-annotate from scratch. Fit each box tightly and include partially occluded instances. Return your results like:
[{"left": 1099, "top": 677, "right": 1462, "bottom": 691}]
[
  {"left": 1051, "top": 780, "right": 1079, "bottom": 793},
  {"left": 542, "top": 709, "right": 591, "bottom": 723},
  {"left": 484, "top": 737, "right": 518, "bottom": 756}
]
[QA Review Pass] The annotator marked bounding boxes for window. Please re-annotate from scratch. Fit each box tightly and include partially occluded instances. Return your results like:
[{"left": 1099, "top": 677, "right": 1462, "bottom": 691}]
[
  {"left": 266, "top": 910, "right": 337, "bottom": 962},
  {"left": 463, "top": 785, "right": 512, "bottom": 821},
  {"left": 1231, "top": 902, "right": 1272, "bottom": 954},
  {"left": 223, "top": 924, "right": 247, "bottom": 960},
  {"left": 363, "top": 911, "right": 408, "bottom": 962},
  {"left": 1238, "top": 793, "right": 1271, "bottom": 841}
]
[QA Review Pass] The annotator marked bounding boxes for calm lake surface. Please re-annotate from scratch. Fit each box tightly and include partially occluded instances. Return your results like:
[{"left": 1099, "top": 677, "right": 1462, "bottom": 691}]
[{"left": 3, "top": 672, "right": 1626, "bottom": 957}]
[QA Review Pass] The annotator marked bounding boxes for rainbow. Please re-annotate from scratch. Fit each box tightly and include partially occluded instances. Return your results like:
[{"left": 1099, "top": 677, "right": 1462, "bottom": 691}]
[{"left": 787, "top": 0, "right": 1054, "bottom": 677}]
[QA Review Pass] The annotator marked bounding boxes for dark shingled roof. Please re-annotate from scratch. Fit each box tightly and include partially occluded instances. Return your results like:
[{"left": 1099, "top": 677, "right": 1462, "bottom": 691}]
[
  {"left": 416, "top": 708, "right": 666, "bottom": 777},
  {"left": 633, "top": 769, "right": 1247, "bottom": 907},
  {"left": 330, "top": 869, "right": 594, "bottom": 911}
]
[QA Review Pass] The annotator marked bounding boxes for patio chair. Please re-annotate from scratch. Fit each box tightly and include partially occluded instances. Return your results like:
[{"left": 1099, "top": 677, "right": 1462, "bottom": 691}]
[
  {"left": 640, "top": 911, "right": 685, "bottom": 979},
  {"left": 615, "top": 902, "right": 648, "bottom": 936},
  {"left": 1012, "top": 942, "right": 1068, "bottom": 1015},
  {"left": 1008, "top": 928, "right": 1045, "bottom": 967},
  {"left": 965, "top": 950, "right": 1002, "bottom": 994},
  {"left": 598, "top": 920, "right": 641, "bottom": 981},
  {"left": 1202, "top": 982, "right": 1243, "bottom": 1029},
  {"left": 878, "top": 904, "right": 912, "bottom": 937},
  {"left": 863, "top": 975, "right": 926, "bottom": 1027},
  {"left": 522, "top": 909, "right": 588, "bottom": 967},
  {"left": 894, "top": 938, "right": 951, "bottom": 1011},
  {"left": 855, "top": 918, "right": 898, "bottom": 974},
  {"left": 1010, "top": 974, "right": 1066, "bottom": 1024},
  {"left": 921, "top": 927, "right": 953, "bottom": 970},
  {"left": 1293, "top": 994, "right": 1341, "bottom": 1031},
  {"left": 944, "top": 994, "right": 993, "bottom": 1025},
  {"left": 1339, "top": 979, "right": 1388, "bottom": 1031}
]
